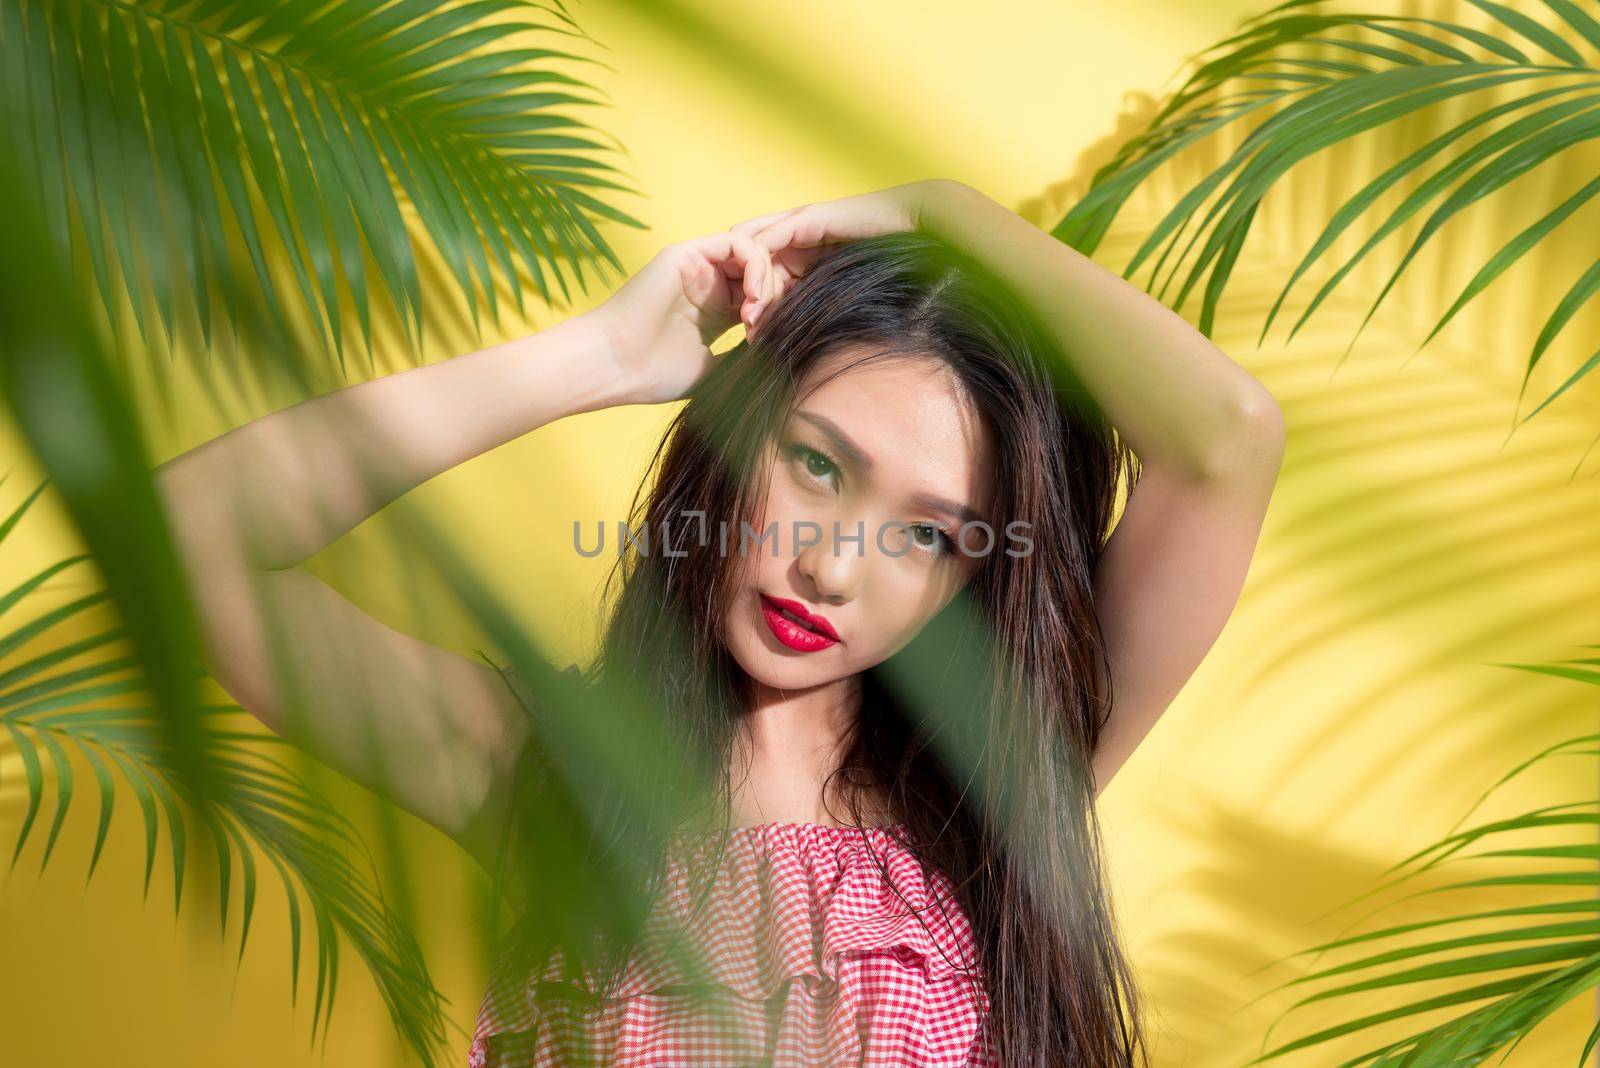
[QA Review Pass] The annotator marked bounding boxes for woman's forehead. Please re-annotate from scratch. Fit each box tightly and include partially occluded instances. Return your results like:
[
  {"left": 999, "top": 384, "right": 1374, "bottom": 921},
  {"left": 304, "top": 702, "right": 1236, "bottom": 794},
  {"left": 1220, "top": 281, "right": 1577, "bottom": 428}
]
[{"left": 789, "top": 348, "right": 998, "bottom": 518}]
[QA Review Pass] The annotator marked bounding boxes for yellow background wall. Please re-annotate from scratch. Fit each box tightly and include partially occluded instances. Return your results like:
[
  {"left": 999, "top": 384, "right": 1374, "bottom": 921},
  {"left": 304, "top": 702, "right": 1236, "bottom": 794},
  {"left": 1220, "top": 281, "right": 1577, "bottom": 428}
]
[{"left": 2, "top": 1, "right": 1597, "bottom": 1065}]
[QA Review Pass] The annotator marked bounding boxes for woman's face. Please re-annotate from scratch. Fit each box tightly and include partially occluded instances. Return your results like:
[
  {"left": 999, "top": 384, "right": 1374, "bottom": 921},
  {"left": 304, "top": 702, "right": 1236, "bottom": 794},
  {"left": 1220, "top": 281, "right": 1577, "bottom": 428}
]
[{"left": 721, "top": 345, "right": 999, "bottom": 691}]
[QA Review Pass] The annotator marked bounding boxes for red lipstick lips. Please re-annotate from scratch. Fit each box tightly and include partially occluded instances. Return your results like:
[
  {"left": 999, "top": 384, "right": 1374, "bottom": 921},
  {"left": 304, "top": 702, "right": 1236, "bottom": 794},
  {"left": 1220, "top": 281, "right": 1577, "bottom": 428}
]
[{"left": 759, "top": 593, "right": 840, "bottom": 652}]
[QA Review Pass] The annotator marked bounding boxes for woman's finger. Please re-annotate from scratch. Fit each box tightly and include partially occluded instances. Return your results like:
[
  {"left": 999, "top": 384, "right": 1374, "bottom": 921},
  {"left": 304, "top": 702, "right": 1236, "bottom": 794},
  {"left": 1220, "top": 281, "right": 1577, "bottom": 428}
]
[
  {"left": 749, "top": 205, "right": 836, "bottom": 255},
  {"left": 686, "top": 229, "right": 776, "bottom": 331},
  {"left": 730, "top": 205, "right": 805, "bottom": 237},
  {"left": 688, "top": 230, "right": 771, "bottom": 300},
  {"left": 728, "top": 230, "right": 776, "bottom": 309}
]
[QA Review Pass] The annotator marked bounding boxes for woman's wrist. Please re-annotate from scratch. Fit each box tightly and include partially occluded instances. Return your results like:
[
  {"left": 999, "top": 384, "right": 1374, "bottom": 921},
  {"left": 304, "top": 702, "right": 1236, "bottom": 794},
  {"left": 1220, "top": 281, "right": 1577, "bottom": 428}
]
[{"left": 555, "top": 308, "right": 651, "bottom": 412}]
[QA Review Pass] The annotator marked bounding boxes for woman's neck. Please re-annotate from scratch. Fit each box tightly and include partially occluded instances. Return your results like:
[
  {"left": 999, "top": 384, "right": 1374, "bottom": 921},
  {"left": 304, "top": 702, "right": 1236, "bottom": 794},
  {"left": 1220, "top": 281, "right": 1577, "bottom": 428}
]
[{"left": 728, "top": 675, "right": 886, "bottom": 828}]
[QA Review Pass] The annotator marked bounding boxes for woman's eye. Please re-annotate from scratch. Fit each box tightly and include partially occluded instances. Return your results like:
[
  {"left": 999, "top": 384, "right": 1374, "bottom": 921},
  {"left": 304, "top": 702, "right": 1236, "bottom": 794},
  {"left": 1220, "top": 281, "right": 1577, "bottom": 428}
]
[
  {"left": 787, "top": 444, "right": 838, "bottom": 488},
  {"left": 909, "top": 523, "right": 956, "bottom": 555}
]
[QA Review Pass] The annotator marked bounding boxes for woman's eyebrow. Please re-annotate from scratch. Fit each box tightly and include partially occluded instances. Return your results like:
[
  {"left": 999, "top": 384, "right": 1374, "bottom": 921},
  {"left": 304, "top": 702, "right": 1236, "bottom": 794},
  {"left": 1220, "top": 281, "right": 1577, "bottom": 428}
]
[
  {"left": 796, "top": 410, "right": 983, "bottom": 525},
  {"left": 795, "top": 411, "right": 874, "bottom": 471},
  {"left": 909, "top": 493, "right": 985, "bottom": 526}
]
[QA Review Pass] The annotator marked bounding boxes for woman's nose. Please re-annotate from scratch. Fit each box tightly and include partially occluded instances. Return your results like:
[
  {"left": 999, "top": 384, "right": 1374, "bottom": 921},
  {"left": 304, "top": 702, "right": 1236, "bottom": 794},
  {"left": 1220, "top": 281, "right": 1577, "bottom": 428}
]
[{"left": 795, "top": 519, "right": 865, "bottom": 605}]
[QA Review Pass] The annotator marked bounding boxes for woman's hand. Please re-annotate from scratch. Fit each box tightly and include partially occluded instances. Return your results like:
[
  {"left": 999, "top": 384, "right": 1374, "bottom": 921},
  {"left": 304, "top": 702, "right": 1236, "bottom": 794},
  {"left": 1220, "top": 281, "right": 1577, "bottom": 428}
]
[
  {"left": 728, "top": 179, "right": 959, "bottom": 334},
  {"left": 588, "top": 229, "right": 780, "bottom": 406}
]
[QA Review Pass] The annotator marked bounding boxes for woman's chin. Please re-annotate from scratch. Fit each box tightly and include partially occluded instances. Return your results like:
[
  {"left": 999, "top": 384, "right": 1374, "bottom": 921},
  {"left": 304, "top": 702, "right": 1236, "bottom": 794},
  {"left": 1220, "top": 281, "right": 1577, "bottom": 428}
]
[{"left": 726, "top": 626, "right": 849, "bottom": 691}]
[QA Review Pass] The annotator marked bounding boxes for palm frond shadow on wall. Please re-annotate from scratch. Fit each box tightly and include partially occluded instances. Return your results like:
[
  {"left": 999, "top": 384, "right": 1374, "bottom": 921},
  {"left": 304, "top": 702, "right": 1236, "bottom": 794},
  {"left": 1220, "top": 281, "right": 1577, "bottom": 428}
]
[{"left": 1036, "top": 1, "right": 1600, "bottom": 1063}]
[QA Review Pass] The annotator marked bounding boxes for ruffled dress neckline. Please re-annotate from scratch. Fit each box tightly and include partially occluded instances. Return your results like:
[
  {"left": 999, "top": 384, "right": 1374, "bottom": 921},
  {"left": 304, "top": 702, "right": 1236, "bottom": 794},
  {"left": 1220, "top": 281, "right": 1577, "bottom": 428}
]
[
  {"left": 469, "top": 816, "right": 996, "bottom": 1067},
  {"left": 669, "top": 818, "right": 910, "bottom": 845}
]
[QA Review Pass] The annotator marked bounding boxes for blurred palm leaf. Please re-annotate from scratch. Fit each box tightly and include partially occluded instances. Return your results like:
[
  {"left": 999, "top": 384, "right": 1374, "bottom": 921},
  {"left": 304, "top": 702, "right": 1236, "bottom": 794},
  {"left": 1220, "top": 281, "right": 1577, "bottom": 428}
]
[
  {"left": 0, "top": 1, "right": 651, "bottom": 1062},
  {"left": 0, "top": 480, "right": 454, "bottom": 1067},
  {"left": 1054, "top": 0, "right": 1600, "bottom": 426},
  {"left": 0, "top": 92, "right": 461, "bottom": 1062},
  {"left": 1244, "top": 650, "right": 1600, "bottom": 1066},
  {"left": 0, "top": 0, "right": 643, "bottom": 370}
]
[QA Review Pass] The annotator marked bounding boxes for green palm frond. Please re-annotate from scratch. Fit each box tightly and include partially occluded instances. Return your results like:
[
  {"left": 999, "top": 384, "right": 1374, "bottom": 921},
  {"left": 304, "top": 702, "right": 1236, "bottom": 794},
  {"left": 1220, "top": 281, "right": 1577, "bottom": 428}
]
[
  {"left": 0, "top": 482, "right": 454, "bottom": 1067},
  {"left": 1054, "top": 0, "right": 1600, "bottom": 425},
  {"left": 0, "top": 5, "right": 650, "bottom": 1061},
  {"left": 1244, "top": 651, "right": 1600, "bottom": 1066},
  {"left": 0, "top": 147, "right": 218, "bottom": 818},
  {"left": 0, "top": 0, "right": 642, "bottom": 369}
]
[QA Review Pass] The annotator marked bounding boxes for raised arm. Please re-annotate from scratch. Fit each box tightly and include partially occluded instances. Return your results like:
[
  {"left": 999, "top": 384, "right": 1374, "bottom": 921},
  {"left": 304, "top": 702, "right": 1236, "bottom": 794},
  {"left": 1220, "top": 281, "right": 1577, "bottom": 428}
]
[
  {"left": 917, "top": 181, "right": 1286, "bottom": 795},
  {"left": 152, "top": 227, "right": 778, "bottom": 869},
  {"left": 153, "top": 313, "right": 628, "bottom": 866}
]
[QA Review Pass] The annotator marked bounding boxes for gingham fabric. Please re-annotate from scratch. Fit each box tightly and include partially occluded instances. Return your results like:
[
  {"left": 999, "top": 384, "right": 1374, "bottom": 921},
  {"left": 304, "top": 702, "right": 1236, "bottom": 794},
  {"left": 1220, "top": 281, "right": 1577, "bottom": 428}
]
[{"left": 468, "top": 821, "right": 997, "bottom": 1067}]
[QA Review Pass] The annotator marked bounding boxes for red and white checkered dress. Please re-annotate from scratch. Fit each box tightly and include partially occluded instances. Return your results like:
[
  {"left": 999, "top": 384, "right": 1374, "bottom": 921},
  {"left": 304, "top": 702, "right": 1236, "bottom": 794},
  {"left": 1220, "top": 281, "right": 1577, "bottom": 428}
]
[{"left": 468, "top": 821, "right": 997, "bottom": 1067}]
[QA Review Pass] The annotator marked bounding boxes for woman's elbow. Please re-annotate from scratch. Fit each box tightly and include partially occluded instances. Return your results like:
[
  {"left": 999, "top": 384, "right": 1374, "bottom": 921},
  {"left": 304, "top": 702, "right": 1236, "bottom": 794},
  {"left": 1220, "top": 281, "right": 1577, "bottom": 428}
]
[{"left": 1206, "top": 386, "right": 1286, "bottom": 483}]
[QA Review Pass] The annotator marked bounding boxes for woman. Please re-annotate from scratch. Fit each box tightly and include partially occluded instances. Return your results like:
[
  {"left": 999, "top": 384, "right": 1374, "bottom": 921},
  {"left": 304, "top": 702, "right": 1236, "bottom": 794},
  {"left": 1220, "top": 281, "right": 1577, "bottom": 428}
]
[{"left": 155, "top": 179, "right": 1284, "bottom": 1067}]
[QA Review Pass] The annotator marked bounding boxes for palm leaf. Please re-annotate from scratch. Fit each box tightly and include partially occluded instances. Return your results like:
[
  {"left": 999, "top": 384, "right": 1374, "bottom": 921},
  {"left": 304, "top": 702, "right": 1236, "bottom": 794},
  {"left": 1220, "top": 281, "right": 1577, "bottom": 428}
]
[
  {"left": 1054, "top": 0, "right": 1600, "bottom": 427},
  {"left": 1240, "top": 648, "right": 1600, "bottom": 1066},
  {"left": 0, "top": 139, "right": 219, "bottom": 824},
  {"left": 0, "top": 484, "right": 453, "bottom": 1065},
  {"left": 0, "top": 149, "right": 453, "bottom": 1061},
  {"left": 0, "top": 0, "right": 643, "bottom": 369},
  {"left": 0, "top": 21, "right": 662, "bottom": 1056}
]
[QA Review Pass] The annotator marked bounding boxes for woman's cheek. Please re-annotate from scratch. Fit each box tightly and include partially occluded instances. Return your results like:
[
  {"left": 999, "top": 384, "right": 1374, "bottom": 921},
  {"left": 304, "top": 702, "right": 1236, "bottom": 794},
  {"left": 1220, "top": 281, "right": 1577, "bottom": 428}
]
[{"left": 863, "top": 601, "right": 924, "bottom": 663}]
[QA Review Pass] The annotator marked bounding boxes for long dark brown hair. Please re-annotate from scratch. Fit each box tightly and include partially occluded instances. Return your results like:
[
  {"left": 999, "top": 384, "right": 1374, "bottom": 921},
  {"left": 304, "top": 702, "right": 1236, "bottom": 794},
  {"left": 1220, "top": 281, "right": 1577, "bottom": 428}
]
[{"left": 488, "top": 227, "right": 1149, "bottom": 1066}]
